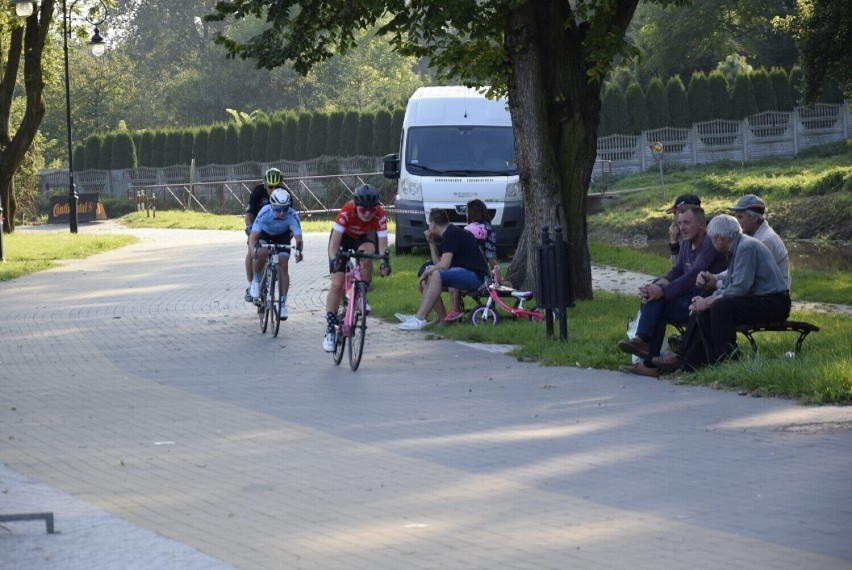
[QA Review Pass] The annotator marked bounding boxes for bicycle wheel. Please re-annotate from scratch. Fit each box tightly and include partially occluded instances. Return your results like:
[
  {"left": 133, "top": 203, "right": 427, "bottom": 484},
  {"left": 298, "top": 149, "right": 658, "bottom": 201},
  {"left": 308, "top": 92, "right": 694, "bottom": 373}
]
[
  {"left": 259, "top": 269, "right": 270, "bottom": 333},
  {"left": 269, "top": 266, "right": 281, "bottom": 337},
  {"left": 348, "top": 282, "right": 368, "bottom": 370},
  {"left": 470, "top": 304, "right": 500, "bottom": 326},
  {"left": 332, "top": 315, "right": 346, "bottom": 365}
]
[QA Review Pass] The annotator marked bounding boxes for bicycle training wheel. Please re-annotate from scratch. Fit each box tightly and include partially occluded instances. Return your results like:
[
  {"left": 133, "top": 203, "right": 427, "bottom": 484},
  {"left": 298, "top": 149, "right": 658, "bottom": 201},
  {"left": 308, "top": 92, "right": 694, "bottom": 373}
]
[
  {"left": 470, "top": 304, "right": 500, "bottom": 326},
  {"left": 348, "top": 282, "right": 368, "bottom": 371},
  {"left": 269, "top": 267, "right": 281, "bottom": 337},
  {"left": 259, "top": 271, "right": 270, "bottom": 334},
  {"left": 332, "top": 317, "right": 346, "bottom": 365}
]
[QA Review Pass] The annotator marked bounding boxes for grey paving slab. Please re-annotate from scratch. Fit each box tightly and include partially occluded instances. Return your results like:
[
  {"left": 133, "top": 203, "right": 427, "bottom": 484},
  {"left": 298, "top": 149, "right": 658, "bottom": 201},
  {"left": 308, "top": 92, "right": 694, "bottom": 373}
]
[{"left": 1, "top": 221, "right": 851, "bottom": 569}]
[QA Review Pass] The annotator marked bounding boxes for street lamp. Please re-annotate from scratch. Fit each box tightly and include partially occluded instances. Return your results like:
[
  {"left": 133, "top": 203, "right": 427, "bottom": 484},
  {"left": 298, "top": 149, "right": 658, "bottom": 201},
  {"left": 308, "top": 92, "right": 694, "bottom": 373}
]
[{"left": 14, "top": 0, "right": 108, "bottom": 233}]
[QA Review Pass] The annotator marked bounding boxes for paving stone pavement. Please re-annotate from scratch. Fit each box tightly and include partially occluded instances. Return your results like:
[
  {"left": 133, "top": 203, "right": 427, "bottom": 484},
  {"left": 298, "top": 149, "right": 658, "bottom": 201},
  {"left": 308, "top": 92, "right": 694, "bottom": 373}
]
[{"left": 1, "top": 221, "right": 851, "bottom": 569}]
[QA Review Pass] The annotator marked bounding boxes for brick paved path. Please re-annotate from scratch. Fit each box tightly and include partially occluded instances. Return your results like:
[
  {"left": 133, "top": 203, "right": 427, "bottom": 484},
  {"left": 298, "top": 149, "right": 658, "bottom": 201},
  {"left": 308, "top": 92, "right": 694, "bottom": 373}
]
[{"left": 2, "top": 223, "right": 851, "bottom": 569}]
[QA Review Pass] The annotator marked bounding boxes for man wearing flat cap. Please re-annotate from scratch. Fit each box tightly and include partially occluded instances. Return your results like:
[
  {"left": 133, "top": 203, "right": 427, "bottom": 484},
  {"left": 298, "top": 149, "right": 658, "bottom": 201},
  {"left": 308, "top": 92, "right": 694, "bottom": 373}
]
[{"left": 665, "top": 194, "right": 702, "bottom": 263}]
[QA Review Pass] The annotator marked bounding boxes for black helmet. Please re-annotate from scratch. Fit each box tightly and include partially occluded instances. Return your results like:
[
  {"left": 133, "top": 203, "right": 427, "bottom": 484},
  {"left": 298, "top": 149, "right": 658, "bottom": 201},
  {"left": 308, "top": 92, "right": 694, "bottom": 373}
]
[{"left": 353, "top": 184, "right": 379, "bottom": 208}]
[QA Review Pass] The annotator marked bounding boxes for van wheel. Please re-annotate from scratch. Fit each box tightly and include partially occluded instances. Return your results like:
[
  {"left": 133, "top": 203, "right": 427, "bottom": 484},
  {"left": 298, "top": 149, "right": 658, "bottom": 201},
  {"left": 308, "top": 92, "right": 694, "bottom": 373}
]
[{"left": 395, "top": 243, "right": 412, "bottom": 255}]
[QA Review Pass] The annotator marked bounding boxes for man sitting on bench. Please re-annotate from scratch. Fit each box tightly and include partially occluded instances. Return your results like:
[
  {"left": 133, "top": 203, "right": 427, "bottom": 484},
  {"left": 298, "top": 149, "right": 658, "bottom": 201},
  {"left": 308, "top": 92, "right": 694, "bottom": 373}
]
[{"left": 654, "top": 215, "right": 791, "bottom": 373}]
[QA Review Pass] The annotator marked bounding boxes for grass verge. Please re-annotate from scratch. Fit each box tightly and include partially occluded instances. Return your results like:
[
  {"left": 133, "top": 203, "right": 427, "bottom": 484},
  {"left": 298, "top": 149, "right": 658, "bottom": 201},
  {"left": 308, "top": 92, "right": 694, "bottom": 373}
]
[
  {"left": 0, "top": 233, "right": 138, "bottom": 281},
  {"left": 118, "top": 210, "right": 395, "bottom": 234}
]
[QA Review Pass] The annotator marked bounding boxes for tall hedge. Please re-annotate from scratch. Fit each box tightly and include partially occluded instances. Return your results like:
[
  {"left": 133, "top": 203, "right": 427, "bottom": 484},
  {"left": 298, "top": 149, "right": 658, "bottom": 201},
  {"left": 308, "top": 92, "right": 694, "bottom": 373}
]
[
  {"left": 98, "top": 133, "right": 114, "bottom": 170},
  {"left": 72, "top": 144, "right": 85, "bottom": 171},
  {"left": 645, "top": 77, "right": 670, "bottom": 128},
  {"left": 208, "top": 124, "right": 227, "bottom": 165},
  {"left": 84, "top": 135, "right": 101, "bottom": 170},
  {"left": 788, "top": 66, "right": 803, "bottom": 106},
  {"left": 112, "top": 131, "right": 137, "bottom": 169},
  {"left": 708, "top": 71, "right": 733, "bottom": 120},
  {"left": 325, "top": 111, "right": 344, "bottom": 155},
  {"left": 152, "top": 131, "right": 168, "bottom": 167},
  {"left": 223, "top": 124, "right": 240, "bottom": 164},
  {"left": 665, "top": 75, "right": 690, "bottom": 128},
  {"left": 164, "top": 131, "right": 183, "bottom": 166},
  {"left": 295, "top": 113, "right": 312, "bottom": 160},
  {"left": 687, "top": 72, "right": 713, "bottom": 123},
  {"left": 179, "top": 130, "right": 195, "bottom": 165},
  {"left": 389, "top": 108, "right": 404, "bottom": 151},
  {"left": 281, "top": 114, "right": 297, "bottom": 159},
  {"left": 625, "top": 81, "right": 649, "bottom": 134},
  {"left": 251, "top": 120, "right": 270, "bottom": 161},
  {"left": 138, "top": 130, "right": 154, "bottom": 167},
  {"left": 340, "top": 111, "right": 360, "bottom": 156},
  {"left": 194, "top": 128, "right": 209, "bottom": 166},
  {"left": 308, "top": 112, "right": 328, "bottom": 158},
  {"left": 356, "top": 113, "right": 374, "bottom": 156},
  {"left": 266, "top": 119, "right": 284, "bottom": 161},
  {"left": 750, "top": 68, "right": 777, "bottom": 112},
  {"left": 372, "top": 109, "right": 393, "bottom": 155},
  {"left": 731, "top": 73, "right": 758, "bottom": 120},
  {"left": 238, "top": 123, "right": 254, "bottom": 162},
  {"left": 770, "top": 68, "right": 793, "bottom": 112},
  {"left": 599, "top": 83, "right": 629, "bottom": 136}
]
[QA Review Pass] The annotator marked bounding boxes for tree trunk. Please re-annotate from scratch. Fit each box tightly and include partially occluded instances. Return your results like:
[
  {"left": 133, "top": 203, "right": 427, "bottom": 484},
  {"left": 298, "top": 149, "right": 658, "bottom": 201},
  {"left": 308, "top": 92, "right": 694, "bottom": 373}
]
[
  {"left": 504, "top": 1, "right": 635, "bottom": 300},
  {"left": 0, "top": 1, "right": 54, "bottom": 234}
]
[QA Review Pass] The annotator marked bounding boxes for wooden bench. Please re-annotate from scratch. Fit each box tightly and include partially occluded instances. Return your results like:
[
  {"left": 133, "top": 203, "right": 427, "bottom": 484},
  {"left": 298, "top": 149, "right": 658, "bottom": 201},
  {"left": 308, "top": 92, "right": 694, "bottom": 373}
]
[{"left": 736, "top": 321, "right": 820, "bottom": 354}]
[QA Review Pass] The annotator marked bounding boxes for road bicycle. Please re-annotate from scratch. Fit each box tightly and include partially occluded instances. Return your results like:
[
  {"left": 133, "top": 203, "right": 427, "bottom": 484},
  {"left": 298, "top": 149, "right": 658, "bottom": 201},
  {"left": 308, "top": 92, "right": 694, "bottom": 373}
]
[
  {"left": 469, "top": 265, "right": 547, "bottom": 326},
  {"left": 331, "top": 249, "right": 388, "bottom": 371},
  {"left": 254, "top": 243, "right": 292, "bottom": 337}
]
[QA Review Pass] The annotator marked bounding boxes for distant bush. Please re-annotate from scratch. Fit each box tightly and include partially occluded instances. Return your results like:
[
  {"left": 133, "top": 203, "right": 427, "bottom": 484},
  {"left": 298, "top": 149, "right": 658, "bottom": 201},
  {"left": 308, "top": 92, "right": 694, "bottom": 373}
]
[{"left": 102, "top": 196, "right": 135, "bottom": 218}]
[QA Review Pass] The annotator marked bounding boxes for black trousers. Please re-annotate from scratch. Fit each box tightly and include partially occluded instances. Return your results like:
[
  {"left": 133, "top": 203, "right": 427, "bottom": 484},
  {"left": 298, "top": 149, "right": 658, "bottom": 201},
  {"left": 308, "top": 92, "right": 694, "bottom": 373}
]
[{"left": 679, "top": 291, "right": 791, "bottom": 370}]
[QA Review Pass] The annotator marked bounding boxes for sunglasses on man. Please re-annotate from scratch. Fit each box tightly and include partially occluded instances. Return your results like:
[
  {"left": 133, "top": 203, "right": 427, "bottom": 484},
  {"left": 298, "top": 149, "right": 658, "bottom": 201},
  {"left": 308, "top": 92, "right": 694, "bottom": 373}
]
[{"left": 272, "top": 206, "right": 288, "bottom": 214}]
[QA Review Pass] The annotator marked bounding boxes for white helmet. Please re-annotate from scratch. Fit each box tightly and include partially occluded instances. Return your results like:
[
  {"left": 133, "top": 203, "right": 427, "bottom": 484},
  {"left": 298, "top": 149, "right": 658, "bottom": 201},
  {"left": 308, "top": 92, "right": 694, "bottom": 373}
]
[{"left": 269, "top": 188, "right": 291, "bottom": 208}]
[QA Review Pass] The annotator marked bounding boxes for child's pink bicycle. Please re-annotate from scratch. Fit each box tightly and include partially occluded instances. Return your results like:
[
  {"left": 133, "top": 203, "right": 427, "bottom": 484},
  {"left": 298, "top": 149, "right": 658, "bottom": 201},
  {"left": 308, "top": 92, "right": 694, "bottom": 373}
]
[{"left": 468, "top": 265, "right": 546, "bottom": 326}]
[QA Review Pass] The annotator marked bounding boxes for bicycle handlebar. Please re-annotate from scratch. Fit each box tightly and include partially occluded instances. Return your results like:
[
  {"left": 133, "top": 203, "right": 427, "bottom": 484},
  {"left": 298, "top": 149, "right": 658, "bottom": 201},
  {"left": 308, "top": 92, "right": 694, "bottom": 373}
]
[
  {"left": 259, "top": 243, "right": 293, "bottom": 252},
  {"left": 335, "top": 249, "right": 389, "bottom": 262}
]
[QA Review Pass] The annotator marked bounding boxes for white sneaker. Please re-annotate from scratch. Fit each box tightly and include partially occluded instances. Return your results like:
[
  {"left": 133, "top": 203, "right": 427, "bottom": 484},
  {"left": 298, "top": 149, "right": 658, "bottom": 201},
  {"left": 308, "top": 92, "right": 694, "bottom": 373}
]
[
  {"left": 397, "top": 316, "right": 428, "bottom": 330},
  {"left": 249, "top": 281, "right": 260, "bottom": 299},
  {"left": 322, "top": 332, "right": 335, "bottom": 352},
  {"left": 279, "top": 304, "right": 288, "bottom": 320},
  {"left": 395, "top": 313, "right": 414, "bottom": 323}
]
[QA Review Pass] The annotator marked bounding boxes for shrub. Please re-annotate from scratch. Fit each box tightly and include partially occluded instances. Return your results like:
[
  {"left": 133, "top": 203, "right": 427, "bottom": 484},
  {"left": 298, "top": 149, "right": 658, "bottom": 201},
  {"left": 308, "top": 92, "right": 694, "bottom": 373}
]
[
  {"left": 223, "top": 124, "right": 240, "bottom": 164},
  {"left": 770, "top": 67, "right": 793, "bottom": 111},
  {"left": 600, "top": 83, "right": 629, "bottom": 135},
  {"left": 665, "top": 75, "right": 690, "bottom": 127},
  {"left": 164, "top": 131, "right": 183, "bottom": 167},
  {"left": 251, "top": 120, "right": 270, "bottom": 161},
  {"left": 308, "top": 112, "right": 328, "bottom": 159},
  {"left": 138, "top": 130, "right": 154, "bottom": 167},
  {"left": 238, "top": 123, "right": 254, "bottom": 162},
  {"left": 152, "top": 131, "right": 168, "bottom": 167},
  {"left": 708, "top": 71, "right": 733, "bottom": 120},
  {"left": 645, "top": 77, "right": 669, "bottom": 128},
  {"left": 179, "top": 130, "right": 195, "bottom": 165},
  {"left": 340, "top": 111, "right": 360, "bottom": 156},
  {"left": 731, "top": 73, "right": 758, "bottom": 120},
  {"left": 207, "top": 124, "right": 227, "bottom": 165},
  {"left": 751, "top": 68, "right": 777, "bottom": 112},
  {"left": 98, "top": 133, "right": 114, "bottom": 170},
  {"left": 390, "top": 108, "right": 404, "bottom": 150},
  {"left": 687, "top": 71, "right": 713, "bottom": 123},
  {"left": 101, "top": 196, "right": 135, "bottom": 218},
  {"left": 194, "top": 128, "right": 209, "bottom": 166},
  {"left": 281, "top": 114, "right": 297, "bottom": 160},
  {"left": 111, "top": 131, "right": 137, "bottom": 169},
  {"left": 325, "top": 111, "right": 345, "bottom": 156},
  {"left": 373, "top": 109, "right": 393, "bottom": 155},
  {"left": 266, "top": 119, "right": 284, "bottom": 161},
  {"left": 789, "top": 66, "right": 803, "bottom": 105},
  {"left": 356, "top": 113, "right": 375, "bottom": 156},
  {"left": 295, "top": 112, "right": 312, "bottom": 160}
]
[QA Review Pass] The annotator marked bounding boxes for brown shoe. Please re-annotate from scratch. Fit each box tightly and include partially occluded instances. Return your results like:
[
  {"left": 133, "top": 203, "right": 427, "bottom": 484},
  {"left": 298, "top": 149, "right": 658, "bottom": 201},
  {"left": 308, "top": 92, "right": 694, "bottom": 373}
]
[
  {"left": 651, "top": 354, "right": 682, "bottom": 373},
  {"left": 618, "top": 337, "right": 650, "bottom": 359},
  {"left": 619, "top": 362, "right": 660, "bottom": 378}
]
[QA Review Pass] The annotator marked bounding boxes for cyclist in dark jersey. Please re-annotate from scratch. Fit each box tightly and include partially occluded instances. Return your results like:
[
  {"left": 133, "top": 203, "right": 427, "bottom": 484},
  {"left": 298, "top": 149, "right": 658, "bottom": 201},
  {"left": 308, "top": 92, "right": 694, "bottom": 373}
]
[
  {"left": 243, "top": 168, "right": 285, "bottom": 302},
  {"left": 322, "top": 184, "right": 391, "bottom": 352}
]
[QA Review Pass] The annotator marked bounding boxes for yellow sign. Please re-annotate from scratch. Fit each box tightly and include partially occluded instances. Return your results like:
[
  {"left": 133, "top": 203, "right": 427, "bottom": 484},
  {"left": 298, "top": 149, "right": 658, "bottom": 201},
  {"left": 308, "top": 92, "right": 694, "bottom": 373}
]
[{"left": 652, "top": 142, "right": 664, "bottom": 154}]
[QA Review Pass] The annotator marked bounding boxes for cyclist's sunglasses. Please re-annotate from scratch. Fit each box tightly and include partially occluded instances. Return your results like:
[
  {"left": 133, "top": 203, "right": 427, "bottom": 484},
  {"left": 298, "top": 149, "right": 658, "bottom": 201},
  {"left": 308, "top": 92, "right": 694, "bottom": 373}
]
[
  {"left": 272, "top": 206, "right": 288, "bottom": 214},
  {"left": 356, "top": 205, "right": 376, "bottom": 216}
]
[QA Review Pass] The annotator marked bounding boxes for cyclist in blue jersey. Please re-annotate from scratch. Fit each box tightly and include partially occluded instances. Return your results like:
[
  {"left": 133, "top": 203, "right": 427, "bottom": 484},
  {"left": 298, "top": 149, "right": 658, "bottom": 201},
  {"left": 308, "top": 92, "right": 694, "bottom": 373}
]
[
  {"left": 248, "top": 188, "right": 303, "bottom": 319},
  {"left": 244, "top": 168, "right": 286, "bottom": 301}
]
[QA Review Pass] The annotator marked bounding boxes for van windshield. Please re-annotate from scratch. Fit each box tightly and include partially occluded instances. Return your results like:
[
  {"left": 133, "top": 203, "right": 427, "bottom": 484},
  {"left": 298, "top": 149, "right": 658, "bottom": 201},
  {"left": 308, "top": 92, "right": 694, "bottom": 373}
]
[{"left": 405, "top": 126, "right": 517, "bottom": 176}]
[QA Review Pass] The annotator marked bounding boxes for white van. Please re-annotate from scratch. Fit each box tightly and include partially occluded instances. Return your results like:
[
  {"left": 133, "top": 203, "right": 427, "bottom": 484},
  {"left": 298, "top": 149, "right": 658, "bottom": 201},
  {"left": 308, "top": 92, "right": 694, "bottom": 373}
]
[{"left": 383, "top": 86, "right": 523, "bottom": 255}]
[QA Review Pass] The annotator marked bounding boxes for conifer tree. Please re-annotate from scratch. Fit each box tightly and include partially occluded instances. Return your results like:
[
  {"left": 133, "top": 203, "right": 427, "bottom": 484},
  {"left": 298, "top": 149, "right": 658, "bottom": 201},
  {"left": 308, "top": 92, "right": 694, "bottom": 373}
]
[
  {"left": 645, "top": 77, "right": 670, "bottom": 128},
  {"left": 625, "top": 81, "right": 649, "bottom": 135},
  {"left": 223, "top": 124, "right": 240, "bottom": 164},
  {"left": 708, "top": 71, "right": 733, "bottom": 120},
  {"left": 179, "top": 130, "right": 195, "bottom": 165},
  {"left": 599, "top": 83, "right": 629, "bottom": 135},
  {"left": 389, "top": 108, "right": 405, "bottom": 150},
  {"left": 665, "top": 76, "right": 690, "bottom": 127},
  {"left": 138, "top": 131, "right": 154, "bottom": 167},
  {"left": 238, "top": 123, "right": 254, "bottom": 162},
  {"left": 99, "top": 134, "right": 115, "bottom": 170},
  {"left": 356, "top": 113, "right": 375, "bottom": 155},
  {"left": 251, "top": 120, "right": 270, "bottom": 161},
  {"left": 751, "top": 68, "right": 777, "bottom": 111},
  {"left": 152, "top": 132, "right": 168, "bottom": 167},
  {"left": 266, "top": 119, "right": 284, "bottom": 161},
  {"left": 308, "top": 112, "right": 329, "bottom": 158},
  {"left": 789, "top": 66, "right": 803, "bottom": 106},
  {"left": 770, "top": 68, "right": 794, "bottom": 111},
  {"left": 372, "top": 109, "right": 393, "bottom": 155},
  {"left": 731, "top": 73, "right": 758, "bottom": 119},
  {"left": 84, "top": 135, "right": 101, "bottom": 170},
  {"left": 164, "top": 131, "right": 183, "bottom": 167},
  {"left": 281, "top": 114, "right": 298, "bottom": 159},
  {"left": 687, "top": 72, "right": 713, "bottom": 123},
  {"left": 295, "top": 113, "right": 312, "bottom": 160},
  {"left": 340, "top": 111, "right": 360, "bottom": 156},
  {"left": 112, "top": 131, "right": 138, "bottom": 169},
  {"left": 195, "top": 128, "right": 210, "bottom": 166},
  {"left": 325, "top": 111, "right": 345, "bottom": 156},
  {"left": 208, "top": 124, "right": 228, "bottom": 165}
]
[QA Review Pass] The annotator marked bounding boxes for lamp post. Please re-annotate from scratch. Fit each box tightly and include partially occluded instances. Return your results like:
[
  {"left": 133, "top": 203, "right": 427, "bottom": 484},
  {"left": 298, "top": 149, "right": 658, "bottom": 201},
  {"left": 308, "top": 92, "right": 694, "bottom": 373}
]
[{"left": 14, "top": 0, "right": 107, "bottom": 233}]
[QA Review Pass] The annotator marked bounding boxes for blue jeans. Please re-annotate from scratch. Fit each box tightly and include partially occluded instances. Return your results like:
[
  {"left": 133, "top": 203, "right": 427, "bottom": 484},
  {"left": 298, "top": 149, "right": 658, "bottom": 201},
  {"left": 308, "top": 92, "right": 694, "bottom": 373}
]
[
  {"left": 438, "top": 267, "right": 484, "bottom": 291},
  {"left": 636, "top": 292, "right": 693, "bottom": 363}
]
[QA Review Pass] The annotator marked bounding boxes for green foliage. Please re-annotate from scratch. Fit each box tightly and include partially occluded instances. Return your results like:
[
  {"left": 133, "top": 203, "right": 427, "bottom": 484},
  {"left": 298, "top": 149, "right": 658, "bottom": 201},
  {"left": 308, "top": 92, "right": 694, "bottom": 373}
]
[
  {"left": 372, "top": 109, "right": 393, "bottom": 156},
  {"left": 138, "top": 131, "right": 155, "bottom": 167},
  {"left": 164, "top": 131, "right": 183, "bottom": 166},
  {"left": 252, "top": 120, "right": 270, "bottom": 161},
  {"left": 599, "top": 83, "right": 629, "bottom": 136},
  {"left": 194, "top": 128, "right": 210, "bottom": 166},
  {"left": 223, "top": 124, "right": 240, "bottom": 164},
  {"left": 731, "top": 73, "right": 758, "bottom": 119},
  {"left": 101, "top": 197, "right": 136, "bottom": 218},
  {"left": 789, "top": 66, "right": 804, "bottom": 105},
  {"left": 238, "top": 123, "right": 254, "bottom": 162},
  {"left": 687, "top": 72, "right": 713, "bottom": 123},
  {"left": 715, "top": 53, "right": 753, "bottom": 85},
  {"left": 644, "top": 77, "right": 669, "bottom": 128},
  {"left": 152, "top": 132, "right": 168, "bottom": 167},
  {"left": 389, "top": 108, "right": 404, "bottom": 151},
  {"left": 708, "top": 71, "right": 733, "bottom": 120},
  {"left": 72, "top": 144, "right": 85, "bottom": 172},
  {"left": 99, "top": 134, "right": 114, "bottom": 170},
  {"left": 266, "top": 120, "right": 284, "bottom": 161},
  {"left": 208, "top": 124, "right": 227, "bottom": 165},
  {"left": 750, "top": 68, "right": 777, "bottom": 111},
  {"left": 770, "top": 67, "right": 794, "bottom": 111},
  {"left": 179, "top": 130, "right": 196, "bottom": 165},
  {"left": 295, "top": 113, "right": 312, "bottom": 161},
  {"left": 665, "top": 75, "right": 690, "bottom": 127},
  {"left": 325, "top": 111, "right": 345, "bottom": 156},
  {"left": 356, "top": 113, "right": 374, "bottom": 156},
  {"left": 624, "top": 82, "right": 649, "bottom": 135},
  {"left": 111, "top": 132, "right": 138, "bottom": 169},
  {"left": 819, "top": 78, "right": 844, "bottom": 103},
  {"left": 308, "top": 112, "right": 329, "bottom": 159},
  {"left": 281, "top": 115, "right": 298, "bottom": 160},
  {"left": 340, "top": 111, "right": 359, "bottom": 156}
]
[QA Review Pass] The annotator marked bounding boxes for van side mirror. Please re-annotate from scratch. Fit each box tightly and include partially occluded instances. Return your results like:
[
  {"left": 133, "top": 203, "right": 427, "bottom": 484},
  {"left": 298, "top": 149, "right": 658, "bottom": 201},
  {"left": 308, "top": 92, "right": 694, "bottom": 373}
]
[{"left": 383, "top": 153, "right": 400, "bottom": 179}]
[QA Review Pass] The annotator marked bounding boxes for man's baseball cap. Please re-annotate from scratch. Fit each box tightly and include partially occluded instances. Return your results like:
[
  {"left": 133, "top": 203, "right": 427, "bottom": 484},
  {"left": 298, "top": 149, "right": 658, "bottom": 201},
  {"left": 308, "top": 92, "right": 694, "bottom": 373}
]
[
  {"left": 728, "top": 194, "right": 766, "bottom": 214},
  {"left": 665, "top": 194, "right": 701, "bottom": 214}
]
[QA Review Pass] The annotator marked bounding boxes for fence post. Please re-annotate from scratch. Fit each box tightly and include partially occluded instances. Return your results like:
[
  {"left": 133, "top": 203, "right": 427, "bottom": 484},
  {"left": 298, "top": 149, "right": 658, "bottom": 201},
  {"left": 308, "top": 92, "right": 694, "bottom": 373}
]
[{"left": 552, "top": 226, "right": 569, "bottom": 341}]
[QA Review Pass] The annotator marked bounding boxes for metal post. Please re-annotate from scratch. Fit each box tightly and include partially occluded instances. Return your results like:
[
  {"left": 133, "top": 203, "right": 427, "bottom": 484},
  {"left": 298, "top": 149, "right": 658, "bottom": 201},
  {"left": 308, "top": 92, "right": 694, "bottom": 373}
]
[
  {"left": 63, "top": 0, "right": 78, "bottom": 233},
  {"left": 0, "top": 201, "right": 5, "bottom": 262}
]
